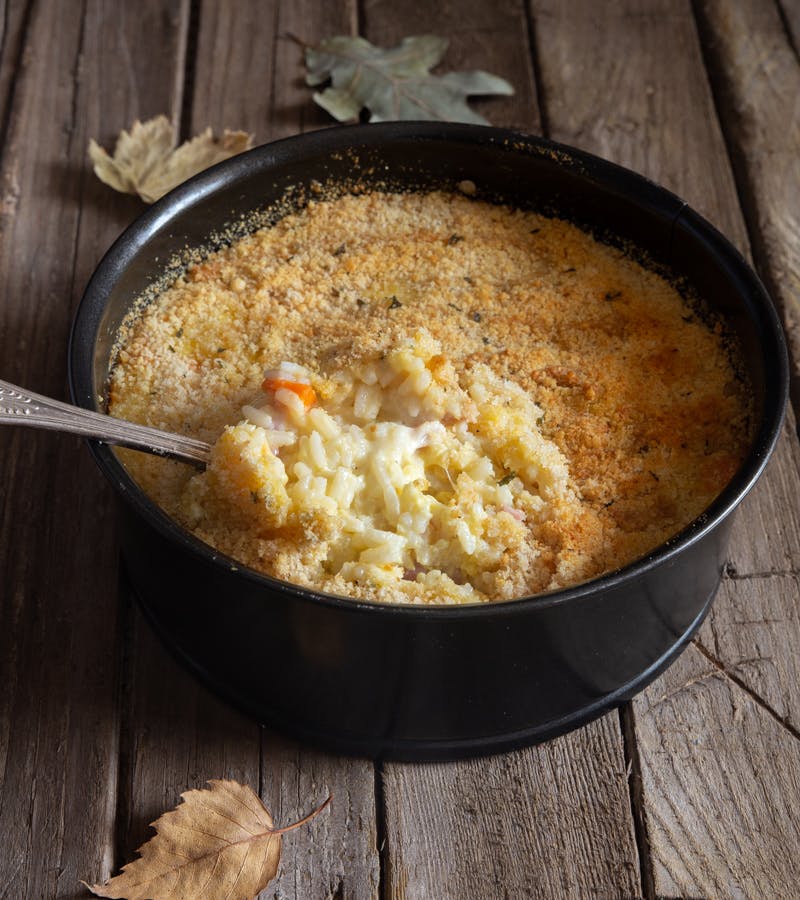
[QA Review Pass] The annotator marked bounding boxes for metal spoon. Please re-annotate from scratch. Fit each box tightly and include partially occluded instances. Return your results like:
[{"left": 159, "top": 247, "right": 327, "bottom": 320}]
[{"left": 0, "top": 379, "right": 212, "bottom": 467}]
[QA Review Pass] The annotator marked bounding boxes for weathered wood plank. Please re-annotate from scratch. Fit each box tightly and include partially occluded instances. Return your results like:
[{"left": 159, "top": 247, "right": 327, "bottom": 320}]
[
  {"left": 81, "top": 0, "right": 273, "bottom": 886},
  {"left": 0, "top": 0, "right": 33, "bottom": 153},
  {"left": 633, "top": 640, "right": 800, "bottom": 897},
  {"left": 118, "top": 589, "right": 262, "bottom": 857},
  {"left": 695, "top": 0, "right": 800, "bottom": 385},
  {"left": 726, "top": 420, "right": 800, "bottom": 577},
  {"left": 73, "top": 0, "right": 192, "bottom": 318},
  {"left": 779, "top": 0, "right": 800, "bottom": 54},
  {"left": 364, "top": 4, "right": 641, "bottom": 899},
  {"left": 260, "top": 735, "right": 379, "bottom": 900},
  {"left": 192, "top": 0, "right": 357, "bottom": 142},
  {"left": 194, "top": 3, "right": 381, "bottom": 899},
  {"left": 533, "top": 0, "right": 747, "bottom": 247},
  {"left": 382, "top": 714, "right": 640, "bottom": 899},
  {"left": 697, "top": 573, "right": 800, "bottom": 730},
  {"left": 361, "top": 0, "right": 540, "bottom": 131},
  {"left": 0, "top": 1, "right": 189, "bottom": 897},
  {"left": 531, "top": 0, "right": 800, "bottom": 894},
  {"left": 120, "top": 617, "right": 373, "bottom": 898},
  {"left": 114, "top": 5, "right": 381, "bottom": 900}
]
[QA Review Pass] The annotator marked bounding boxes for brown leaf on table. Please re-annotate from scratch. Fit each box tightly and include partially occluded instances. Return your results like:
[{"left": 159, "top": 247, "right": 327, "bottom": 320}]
[
  {"left": 88, "top": 115, "right": 254, "bottom": 203},
  {"left": 84, "top": 779, "right": 331, "bottom": 900}
]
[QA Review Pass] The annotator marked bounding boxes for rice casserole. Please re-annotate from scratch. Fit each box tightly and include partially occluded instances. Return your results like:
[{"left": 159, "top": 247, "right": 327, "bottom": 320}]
[{"left": 108, "top": 190, "right": 752, "bottom": 605}]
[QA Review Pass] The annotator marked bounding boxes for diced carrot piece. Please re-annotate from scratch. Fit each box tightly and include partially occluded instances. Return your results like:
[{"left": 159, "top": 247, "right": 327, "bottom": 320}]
[{"left": 261, "top": 377, "right": 317, "bottom": 409}]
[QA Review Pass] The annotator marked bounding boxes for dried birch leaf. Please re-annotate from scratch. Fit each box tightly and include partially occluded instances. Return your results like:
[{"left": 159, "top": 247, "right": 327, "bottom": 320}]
[
  {"left": 88, "top": 116, "right": 254, "bottom": 203},
  {"left": 304, "top": 35, "right": 514, "bottom": 125},
  {"left": 85, "top": 779, "right": 331, "bottom": 900}
]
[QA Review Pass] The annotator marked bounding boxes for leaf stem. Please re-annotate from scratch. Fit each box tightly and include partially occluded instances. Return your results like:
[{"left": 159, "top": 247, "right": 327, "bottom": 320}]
[{"left": 270, "top": 794, "right": 333, "bottom": 836}]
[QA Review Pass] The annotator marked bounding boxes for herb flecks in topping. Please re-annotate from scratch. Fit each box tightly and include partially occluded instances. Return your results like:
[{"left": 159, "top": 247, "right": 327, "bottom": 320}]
[
  {"left": 388, "top": 296, "right": 402, "bottom": 309},
  {"left": 472, "top": 311, "right": 482, "bottom": 322},
  {"left": 498, "top": 472, "right": 517, "bottom": 486},
  {"left": 448, "top": 302, "right": 463, "bottom": 312},
  {"left": 448, "top": 233, "right": 464, "bottom": 245},
  {"left": 605, "top": 290, "right": 623, "bottom": 301},
  {"left": 333, "top": 243, "right": 346, "bottom": 256}
]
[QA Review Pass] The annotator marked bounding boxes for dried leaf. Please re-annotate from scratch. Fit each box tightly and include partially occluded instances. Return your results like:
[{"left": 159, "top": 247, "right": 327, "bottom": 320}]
[
  {"left": 85, "top": 779, "right": 331, "bottom": 900},
  {"left": 88, "top": 116, "right": 254, "bottom": 203},
  {"left": 304, "top": 34, "right": 514, "bottom": 125}
]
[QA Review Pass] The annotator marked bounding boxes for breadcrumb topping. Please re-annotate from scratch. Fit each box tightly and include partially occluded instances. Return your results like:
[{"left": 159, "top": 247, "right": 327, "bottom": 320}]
[{"left": 109, "top": 191, "right": 752, "bottom": 604}]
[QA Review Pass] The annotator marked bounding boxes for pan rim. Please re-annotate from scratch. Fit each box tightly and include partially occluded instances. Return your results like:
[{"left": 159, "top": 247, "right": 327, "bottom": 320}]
[{"left": 69, "top": 121, "right": 790, "bottom": 621}]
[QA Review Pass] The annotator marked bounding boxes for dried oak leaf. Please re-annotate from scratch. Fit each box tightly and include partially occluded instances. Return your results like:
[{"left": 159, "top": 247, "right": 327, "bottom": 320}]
[
  {"left": 304, "top": 34, "right": 513, "bottom": 125},
  {"left": 88, "top": 116, "right": 254, "bottom": 203},
  {"left": 85, "top": 779, "right": 331, "bottom": 900}
]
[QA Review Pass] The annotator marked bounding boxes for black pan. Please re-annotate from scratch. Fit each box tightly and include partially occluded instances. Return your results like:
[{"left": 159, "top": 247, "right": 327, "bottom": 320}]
[{"left": 69, "top": 123, "right": 788, "bottom": 760}]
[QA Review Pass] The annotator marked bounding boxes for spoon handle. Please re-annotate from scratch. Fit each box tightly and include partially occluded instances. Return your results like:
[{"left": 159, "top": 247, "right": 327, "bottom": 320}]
[{"left": 0, "top": 379, "right": 211, "bottom": 467}]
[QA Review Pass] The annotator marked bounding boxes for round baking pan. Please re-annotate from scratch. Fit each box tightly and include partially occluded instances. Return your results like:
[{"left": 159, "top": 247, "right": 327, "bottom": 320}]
[{"left": 69, "top": 123, "right": 788, "bottom": 761}]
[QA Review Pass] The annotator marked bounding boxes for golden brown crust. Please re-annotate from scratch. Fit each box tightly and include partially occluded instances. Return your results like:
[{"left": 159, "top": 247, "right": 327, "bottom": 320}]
[{"left": 109, "top": 191, "right": 752, "bottom": 603}]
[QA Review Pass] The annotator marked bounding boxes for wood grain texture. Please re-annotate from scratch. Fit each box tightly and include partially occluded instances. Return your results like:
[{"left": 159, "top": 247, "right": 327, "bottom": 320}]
[
  {"left": 531, "top": 1, "right": 800, "bottom": 894},
  {"left": 726, "top": 420, "right": 800, "bottom": 577},
  {"left": 366, "top": 4, "right": 641, "bottom": 899},
  {"left": 697, "top": 573, "right": 800, "bottom": 731},
  {"left": 632, "top": 641, "right": 800, "bottom": 897},
  {"left": 532, "top": 0, "right": 747, "bottom": 247},
  {"left": 1, "top": 3, "right": 798, "bottom": 898},
  {"left": 696, "top": 0, "right": 800, "bottom": 385},
  {"left": 778, "top": 0, "right": 800, "bottom": 53},
  {"left": 267, "top": 0, "right": 358, "bottom": 140},
  {"left": 260, "top": 734, "right": 379, "bottom": 900},
  {"left": 382, "top": 714, "right": 640, "bottom": 900},
  {"left": 116, "top": 586, "right": 261, "bottom": 865},
  {"left": 192, "top": 0, "right": 357, "bottom": 143},
  {"left": 120, "top": 595, "right": 373, "bottom": 893},
  {"left": 184, "top": 5, "right": 380, "bottom": 900},
  {"left": 81, "top": 0, "right": 268, "bottom": 888},
  {"left": 361, "top": 0, "right": 540, "bottom": 130},
  {"left": 0, "top": 0, "right": 33, "bottom": 155},
  {"left": 0, "top": 2, "right": 188, "bottom": 898}
]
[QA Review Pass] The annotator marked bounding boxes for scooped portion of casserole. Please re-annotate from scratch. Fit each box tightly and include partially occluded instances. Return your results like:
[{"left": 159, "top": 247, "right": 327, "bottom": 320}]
[
  {"left": 182, "top": 330, "right": 579, "bottom": 603},
  {"left": 109, "top": 190, "right": 752, "bottom": 603}
]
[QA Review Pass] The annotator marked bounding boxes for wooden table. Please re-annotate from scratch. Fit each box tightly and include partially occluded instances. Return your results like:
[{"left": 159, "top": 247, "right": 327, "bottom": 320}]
[{"left": 1, "top": 2, "right": 799, "bottom": 897}]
